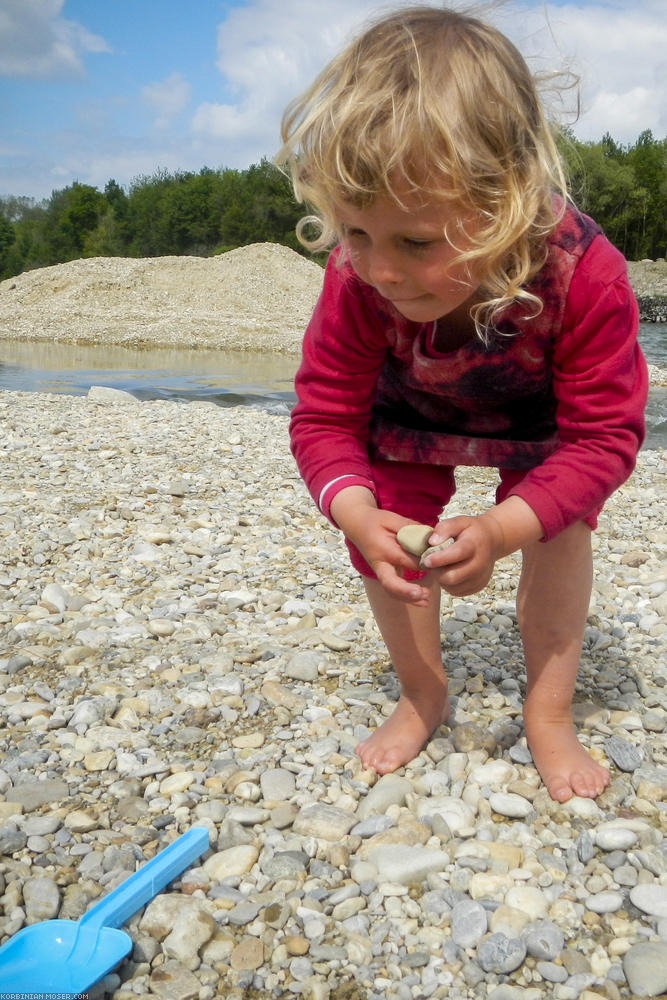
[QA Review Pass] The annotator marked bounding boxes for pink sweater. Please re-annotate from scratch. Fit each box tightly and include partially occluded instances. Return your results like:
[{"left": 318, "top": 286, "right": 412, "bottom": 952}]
[{"left": 290, "top": 207, "right": 648, "bottom": 541}]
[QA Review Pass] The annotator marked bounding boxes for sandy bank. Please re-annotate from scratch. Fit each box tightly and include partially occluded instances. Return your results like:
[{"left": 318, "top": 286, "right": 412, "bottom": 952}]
[
  {"left": 1, "top": 245, "right": 665, "bottom": 356},
  {"left": 0, "top": 244, "right": 323, "bottom": 354}
]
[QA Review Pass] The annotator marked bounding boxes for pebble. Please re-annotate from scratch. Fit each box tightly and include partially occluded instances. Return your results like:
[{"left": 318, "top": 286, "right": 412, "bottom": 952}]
[
  {"left": 0, "top": 393, "right": 664, "bottom": 1000},
  {"left": 368, "top": 845, "right": 451, "bottom": 884},
  {"left": 477, "top": 933, "right": 527, "bottom": 973},
  {"left": 585, "top": 891, "right": 624, "bottom": 914},
  {"left": 523, "top": 921, "right": 564, "bottom": 960},
  {"left": 605, "top": 735, "right": 644, "bottom": 771},
  {"left": 292, "top": 804, "right": 357, "bottom": 841},
  {"left": 623, "top": 941, "right": 667, "bottom": 997},
  {"left": 630, "top": 883, "right": 667, "bottom": 918},
  {"left": 450, "top": 898, "right": 488, "bottom": 947},
  {"left": 594, "top": 824, "right": 639, "bottom": 851},
  {"left": 356, "top": 774, "right": 413, "bottom": 819},
  {"left": 489, "top": 791, "right": 533, "bottom": 818}
]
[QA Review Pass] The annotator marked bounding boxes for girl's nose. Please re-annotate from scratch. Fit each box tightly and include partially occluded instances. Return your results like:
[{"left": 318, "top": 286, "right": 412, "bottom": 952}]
[{"left": 366, "top": 248, "right": 403, "bottom": 286}]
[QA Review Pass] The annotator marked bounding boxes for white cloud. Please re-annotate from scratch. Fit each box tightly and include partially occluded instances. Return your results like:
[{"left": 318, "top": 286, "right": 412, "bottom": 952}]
[
  {"left": 0, "top": 0, "right": 110, "bottom": 78},
  {"left": 496, "top": 3, "right": 667, "bottom": 142},
  {"left": 142, "top": 72, "right": 192, "bottom": 129},
  {"left": 191, "top": 0, "right": 666, "bottom": 154},
  {"left": 191, "top": 0, "right": 377, "bottom": 155}
]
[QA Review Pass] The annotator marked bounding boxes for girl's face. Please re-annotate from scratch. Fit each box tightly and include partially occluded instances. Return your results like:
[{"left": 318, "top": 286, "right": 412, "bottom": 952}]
[{"left": 337, "top": 191, "right": 482, "bottom": 326}]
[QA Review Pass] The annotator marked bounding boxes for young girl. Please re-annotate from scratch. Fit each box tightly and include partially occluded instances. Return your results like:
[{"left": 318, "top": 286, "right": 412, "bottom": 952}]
[{"left": 278, "top": 6, "right": 647, "bottom": 802}]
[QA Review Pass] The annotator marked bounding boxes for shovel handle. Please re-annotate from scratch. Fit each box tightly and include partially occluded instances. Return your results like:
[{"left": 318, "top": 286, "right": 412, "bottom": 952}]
[{"left": 79, "top": 827, "right": 210, "bottom": 932}]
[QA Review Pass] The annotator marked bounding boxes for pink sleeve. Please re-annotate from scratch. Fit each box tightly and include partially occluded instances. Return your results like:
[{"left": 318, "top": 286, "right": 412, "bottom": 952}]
[
  {"left": 506, "top": 235, "right": 648, "bottom": 540},
  {"left": 289, "top": 252, "right": 388, "bottom": 518}
]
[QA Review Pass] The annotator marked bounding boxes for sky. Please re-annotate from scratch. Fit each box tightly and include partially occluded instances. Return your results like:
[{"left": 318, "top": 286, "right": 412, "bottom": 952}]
[{"left": 0, "top": 0, "right": 665, "bottom": 202}]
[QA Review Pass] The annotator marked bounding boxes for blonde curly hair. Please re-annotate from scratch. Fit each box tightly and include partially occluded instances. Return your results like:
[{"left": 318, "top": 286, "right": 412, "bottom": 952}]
[{"left": 277, "top": 5, "right": 572, "bottom": 337}]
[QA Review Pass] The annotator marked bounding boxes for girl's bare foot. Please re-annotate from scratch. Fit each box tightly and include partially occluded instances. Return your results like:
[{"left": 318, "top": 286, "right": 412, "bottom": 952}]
[
  {"left": 356, "top": 688, "right": 450, "bottom": 774},
  {"left": 524, "top": 705, "right": 610, "bottom": 802}
]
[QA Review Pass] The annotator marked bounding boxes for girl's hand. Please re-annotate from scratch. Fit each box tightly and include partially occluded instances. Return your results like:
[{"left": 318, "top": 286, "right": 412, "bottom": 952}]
[
  {"left": 329, "top": 486, "right": 431, "bottom": 605},
  {"left": 421, "top": 514, "right": 504, "bottom": 596}
]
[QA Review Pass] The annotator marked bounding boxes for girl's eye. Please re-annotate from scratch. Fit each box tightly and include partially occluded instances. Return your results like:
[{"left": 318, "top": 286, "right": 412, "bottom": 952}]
[{"left": 402, "top": 238, "right": 433, "bottom": 250}]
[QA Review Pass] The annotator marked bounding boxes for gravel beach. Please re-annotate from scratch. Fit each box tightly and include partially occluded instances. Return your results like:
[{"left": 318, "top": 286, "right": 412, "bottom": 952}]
[{"left": 1, "top": 384, "right": 665, "bottom": 1000}]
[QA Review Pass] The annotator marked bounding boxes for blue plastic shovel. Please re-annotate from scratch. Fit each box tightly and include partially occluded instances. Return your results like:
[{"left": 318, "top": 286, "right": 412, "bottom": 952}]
[{"left": 0, "top": 826, "right": 209, "bottom": 995}]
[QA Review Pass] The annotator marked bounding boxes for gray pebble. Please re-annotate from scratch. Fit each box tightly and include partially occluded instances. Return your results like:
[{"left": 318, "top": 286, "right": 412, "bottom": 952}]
[
  {"left": 0, "top": 827, "right": 27, "bottom": 854},
  {"left": 576, "top": 830, "right": 595, "bottom": 863},
  {"left": 477, "top": 933, "right": 526, "bottom": 973},
  {"left": 261, "top": 851, "right": 308, "bottom": 880},
  {"left": 357, "top": 774, "right": 413, "bottom": 819},
  {"left": 228, "top": 901, "right": 262, "bottom": 926},
  {"left": 350, "top": 815, "right": 395, "bottom": 838},
  {"left": 293, "top": 803, "right": 357, "bottom": 841},
  {"left": 450, "top": 898, "right": 488, "bottom": 948},
  {"left": 630, "top": 883, "right": 667, "bottom": 918},
  {"left": 605, "top": 734, "right": 643, "bottom": 771},
  {"left": 522, "top": 920, "right": 564, "bottom": 960},
  {"left": 259, "top": 767, "right": 296, "bottom": 801},
  {"left": 23, "top": 876, "right": 61, "bottom": 922},
  {"left": 285, "top": 651, "right": 323, "bottom": 682},
  {"left": 536, "top": 960, "right": 568, "bottom": 983},
  {"left": 585, "top": 890, "right": 624, "bottom": 913}
]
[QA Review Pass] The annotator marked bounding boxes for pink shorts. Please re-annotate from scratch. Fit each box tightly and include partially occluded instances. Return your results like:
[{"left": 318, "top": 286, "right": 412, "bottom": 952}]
[{"left": 345, "top": 459, "right": 598, "bottom": 578}]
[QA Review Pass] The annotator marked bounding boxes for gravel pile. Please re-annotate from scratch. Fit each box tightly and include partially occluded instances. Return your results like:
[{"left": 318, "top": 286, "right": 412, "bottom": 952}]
[
  {"left": 626, "top": 259, "right": 667, "bottom": 299},
  {"left": 1, "top": 247, "right": 665, "bottom": 356},
  {"left": 0, "top": 389, "right": 665, "bottom": 1000},
  {"left": 0, "top": 244, "right": 324, "bottom": 353}
]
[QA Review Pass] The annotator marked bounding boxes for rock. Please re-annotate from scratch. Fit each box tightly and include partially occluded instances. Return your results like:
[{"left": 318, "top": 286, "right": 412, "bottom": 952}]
[
  {"left": 203, "top": 845, "right": 259, "bottom": 880},
  {"left": 469, "top": 759, "right": 517, "bottom": 787},
  {"left": 293, "top": 804, "right": 356, "bottom": 841},
  {"left": 41, "top": 582, "right": 69, "bottom": 613},
  {"left": 162, "top": 905, "right": 216, "bottom": 970},
  {"left": 5, "top": 779, "right": 69, "bottom": 811},
  {"left": 261, "top": 851, "right": 308, "bottom": 880},
  {"left": 230, "top": 935, "right": 264, "bottom": 971},
  {"left": 623, "top": 941, "right": 667, "bottom": 998},
  {"left": 140, "top": 895, "right": 201, "bottom": 940},
  {"left": 452, "top": 722, "right": 496, "bottom": 753},
  {"left": 285, "top": 651, "right": 323, "bottom": 682},
  {"left": 594, "top": 824, "right": 639, "bottom": 851},
  {"left": 522, "top": 920, "right": 564, "bottom": 961},
  {"left": 450, "top": 898, "right": 488, "bottom": 947},
  {"left": 630, "top": 883, "right": 667, "bottom": 918},
  {"left": 396, "top": 523, "right": 432, "bottom": 556},
  {"left": 477, "top": 933, "right": 527, "bottom": 974},
  {"left": 356, "top": 774, "right": 413, "bottom": 820},
  {"left": 415, "top": 796, "right": 475, "bottom": 835},
  {"left": 489, "top": 792, "right": 532, "bottom": 818},
  {"left": 605, "top": 735, "right": 643, "bottom": 771},
  {"left": 350, "top": 815, "right": 395, "bottom": 838},
  {"left": 64, "top": 810, "right": 98, "bottom": 833},
  {"left": 504, "top": 886, "right": 548, "bottom": 920},
  {"left": 367, "top": 845, "right": 450, "bottom": 884},
  {"left": 0, "top": 827, "right": 27, "bottom": 854},
  {"left": 23, "top": 877, "right": 60, "bottom": 922},
  {"left": 160, "top": 772, "right": 195, "bottom": 796},
  {"left": 88, "top": 385, "right": 139, "bottom": 405},
  {"left": 149, "top": 960, "right": 201, "bottom": 1000},
  {"left": 259, "top": 767, "right": 296, "bottom": 801},
  {"left": 585, "top": 891, "right": 624, "bottom": 914}
]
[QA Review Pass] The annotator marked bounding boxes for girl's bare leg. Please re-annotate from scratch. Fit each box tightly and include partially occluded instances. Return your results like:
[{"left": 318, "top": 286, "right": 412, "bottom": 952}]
[
  {"left": 356, "top": 576, "right": 450, "bottom": 774},
  {"left": 518, "top": 521, "right": 610, "bottom": 802}
]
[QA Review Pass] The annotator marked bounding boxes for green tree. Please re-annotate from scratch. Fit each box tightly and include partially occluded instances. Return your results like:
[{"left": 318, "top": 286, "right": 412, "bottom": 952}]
[
  {"left": 0, "top": 213, "right": 16, "bottom": 278},
  {"left": 41, "top": 182, "right": 108, "bottom": 261}
]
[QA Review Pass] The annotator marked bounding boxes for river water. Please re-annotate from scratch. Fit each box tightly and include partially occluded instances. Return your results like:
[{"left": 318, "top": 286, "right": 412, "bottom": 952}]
[{"left": 1, "top": 323, "right": 665, "bottom": 448}]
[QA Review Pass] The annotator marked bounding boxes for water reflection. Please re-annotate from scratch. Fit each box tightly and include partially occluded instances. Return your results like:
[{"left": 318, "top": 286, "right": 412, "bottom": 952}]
[{"left": 0, "top": 339, "right": 298, "bottom": 410}]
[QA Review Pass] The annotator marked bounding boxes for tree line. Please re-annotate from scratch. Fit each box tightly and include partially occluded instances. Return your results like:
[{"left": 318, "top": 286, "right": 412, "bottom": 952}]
[{"left": 0, "top": 131, "right": 665, "bottom": 281}]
